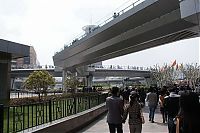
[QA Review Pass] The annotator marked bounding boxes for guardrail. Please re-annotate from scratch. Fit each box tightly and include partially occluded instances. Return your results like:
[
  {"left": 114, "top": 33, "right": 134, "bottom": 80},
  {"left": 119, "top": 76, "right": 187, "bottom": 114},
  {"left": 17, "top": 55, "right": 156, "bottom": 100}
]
[
  {"left": 89, "top": 65, "right": 150, "bottom": 71},
  {"left": 1, "top": 93, "right": 107, "bottom": 133},
  {"left": 55, "top": 0, "right": 146, "bottom": 55},
  {"left": 11, "top": 64, "right": 150, "bottom": 71},
  {"left": 11, "top": 65, "right": 55, "bottom": 70}
]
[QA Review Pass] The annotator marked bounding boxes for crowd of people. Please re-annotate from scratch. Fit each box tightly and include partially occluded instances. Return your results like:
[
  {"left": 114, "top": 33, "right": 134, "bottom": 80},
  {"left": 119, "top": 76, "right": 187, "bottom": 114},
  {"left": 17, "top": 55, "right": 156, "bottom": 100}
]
[{"left": 106, "top": 85, "right": 200, "bottom": 133}]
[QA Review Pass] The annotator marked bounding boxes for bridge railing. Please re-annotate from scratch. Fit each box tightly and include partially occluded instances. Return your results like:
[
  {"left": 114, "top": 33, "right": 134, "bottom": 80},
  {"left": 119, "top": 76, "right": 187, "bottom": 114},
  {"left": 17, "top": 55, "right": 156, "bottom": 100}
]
[
  {"left": 11, "top": 64, "right": 150, "bottom": 71},
  {"left": 55, "top": 0, "right": 146, "bottom": 55},
  {"left": 11, "top": 65, "right": 55, "bottom": 70},
  {"left": 89, "top": 65, "right": 150, "bottom": 71}
]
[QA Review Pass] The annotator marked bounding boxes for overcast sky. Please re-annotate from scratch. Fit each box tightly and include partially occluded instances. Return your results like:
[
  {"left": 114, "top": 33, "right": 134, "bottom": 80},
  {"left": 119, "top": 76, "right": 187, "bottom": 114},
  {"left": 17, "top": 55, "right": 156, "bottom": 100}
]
[{"left": 0, "top": 0, "right": 199, "bottom": 67}]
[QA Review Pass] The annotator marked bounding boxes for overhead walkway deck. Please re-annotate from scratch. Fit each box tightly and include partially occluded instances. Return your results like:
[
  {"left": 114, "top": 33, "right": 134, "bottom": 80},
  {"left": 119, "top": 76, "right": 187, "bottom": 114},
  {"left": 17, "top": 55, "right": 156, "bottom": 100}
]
[
  {"left": 54, "top": 0, "right": 199, "bottom": 70},
  {"left": 78, "top": 106, "right": 168, "bottom": 133},
  {"left": 10, "top": 65, "right": 151, "bottom": 78}
]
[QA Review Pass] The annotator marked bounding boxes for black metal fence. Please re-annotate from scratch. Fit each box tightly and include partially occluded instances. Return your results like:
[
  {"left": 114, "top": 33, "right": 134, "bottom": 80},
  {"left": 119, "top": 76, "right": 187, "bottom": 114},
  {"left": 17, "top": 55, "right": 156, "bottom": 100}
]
[{"left": 0, "top": 93, "right": 107, "bottom": 133}]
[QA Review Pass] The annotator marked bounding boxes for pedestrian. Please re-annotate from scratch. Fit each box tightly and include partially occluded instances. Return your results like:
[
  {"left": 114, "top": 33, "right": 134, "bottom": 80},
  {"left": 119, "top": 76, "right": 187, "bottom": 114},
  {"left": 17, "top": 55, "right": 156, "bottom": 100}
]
[
  {"left": 138, "top": 88, "right": 146, "bottom": 108},
  {"left": 146, "top": 87, "right": 157, "bottom": 123},
  {"left": 176, "top": 92, "right": 200, "bottom": 133},
  {"left": 159, "top": 88, "right": 167, "bottom": 123},
  {"left": 106, "top": 87, "right": 124, "bottom": 133},
  {"left": 164, "top": 87, "right": 180, "bottom": 133},
  {"left": 122, "top": 91, "right": 144, "bottom": 133},
  {"left": 122, "top": 87, "right": 130, "bottom": 104}
]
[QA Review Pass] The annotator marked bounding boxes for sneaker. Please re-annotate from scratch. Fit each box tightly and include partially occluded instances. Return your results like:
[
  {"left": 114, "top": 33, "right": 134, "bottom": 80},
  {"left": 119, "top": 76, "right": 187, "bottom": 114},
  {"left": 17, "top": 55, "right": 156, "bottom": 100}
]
[{"left": 151, "top": 121, "right": 154, "bottom": 123}]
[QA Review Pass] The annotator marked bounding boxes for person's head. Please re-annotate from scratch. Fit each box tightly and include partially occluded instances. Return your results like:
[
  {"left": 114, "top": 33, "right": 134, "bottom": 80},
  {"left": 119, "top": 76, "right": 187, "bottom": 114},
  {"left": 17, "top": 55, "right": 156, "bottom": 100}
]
[
  {"left": 130, "top": 91, "right": 139, "bottom": 106},
  {"left": 168, "top": 87, "right": 176, "bottom": 93},
  {"left": 125, "top": 86, "right": 128, "bottom": 90},
  {"left": 111, "top": 87, "right": 119, "bottom": 96},
  {"left": 180, "top": 92, "right": 200, "bottom": 114},
  {"left": 149, "top": 87, "right": 154, "bottom": 93}
]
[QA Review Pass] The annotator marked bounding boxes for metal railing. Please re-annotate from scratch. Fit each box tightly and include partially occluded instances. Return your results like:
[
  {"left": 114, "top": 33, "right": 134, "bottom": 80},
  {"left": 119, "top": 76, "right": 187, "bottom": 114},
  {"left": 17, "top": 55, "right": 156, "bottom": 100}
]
[
  {"left": 10, "top": 92, "right": 63, "bottom": 99},
  {"left": 55, "top": 0, "right": 146, "bottom": 55},
  {"left": 12, "top": 64, "right": 150, "bottom": 71},
  {"left": 89, "top": 65, "right": 150, "bottom": 71},
  {"left": 11, "top": 65, "right": 55, "bottom": 70},
  {"left": 1, "top": 93, "right": 107, "bottom": 133}
]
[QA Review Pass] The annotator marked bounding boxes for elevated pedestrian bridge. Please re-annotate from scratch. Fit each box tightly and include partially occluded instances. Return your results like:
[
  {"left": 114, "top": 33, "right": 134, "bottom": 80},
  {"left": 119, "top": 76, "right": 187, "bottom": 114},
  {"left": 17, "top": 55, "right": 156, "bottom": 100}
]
[
  {"left": 11, "top": 65, "right": 151, "bottom": 78},
  {"left": 53, "top": 0, "right": 199, "bottom": 70}
]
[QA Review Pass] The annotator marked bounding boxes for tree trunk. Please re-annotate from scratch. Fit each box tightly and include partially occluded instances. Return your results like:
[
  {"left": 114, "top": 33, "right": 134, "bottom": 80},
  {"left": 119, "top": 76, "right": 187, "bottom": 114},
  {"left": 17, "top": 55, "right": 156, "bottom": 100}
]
[{"left": 38, "top": 93, "right": 41, "bottom": 101}]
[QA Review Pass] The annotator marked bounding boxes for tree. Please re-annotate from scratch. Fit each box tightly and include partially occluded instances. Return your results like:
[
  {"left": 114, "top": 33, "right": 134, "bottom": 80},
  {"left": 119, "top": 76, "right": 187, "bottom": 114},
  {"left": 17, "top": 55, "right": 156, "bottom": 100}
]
[
  {"left": 179, "top": 63, "right": 200, "bottom": 90},
  {"left": 150, "top": 64, "right": 179, "bottom": 87},
  {"left": 64, "top": 75, "right": 81, "bottom": 93},
  {"left": 23, "top": 70, "right": 55, "bottom": 100}
]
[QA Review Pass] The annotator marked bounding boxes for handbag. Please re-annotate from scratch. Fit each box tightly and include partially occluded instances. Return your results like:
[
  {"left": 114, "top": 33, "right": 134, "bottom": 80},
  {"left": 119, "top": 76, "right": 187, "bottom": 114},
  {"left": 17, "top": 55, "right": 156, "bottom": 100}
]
[{"left": 141, "top": 115, "right": 145, "bottom": 124}]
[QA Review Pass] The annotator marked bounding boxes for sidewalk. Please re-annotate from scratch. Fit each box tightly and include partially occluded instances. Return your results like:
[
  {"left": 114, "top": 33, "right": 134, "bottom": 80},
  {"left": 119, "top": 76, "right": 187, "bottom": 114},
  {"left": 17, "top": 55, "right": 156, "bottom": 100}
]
[{"left": 78, "top": 106, "right": 168, "bottom": 133}]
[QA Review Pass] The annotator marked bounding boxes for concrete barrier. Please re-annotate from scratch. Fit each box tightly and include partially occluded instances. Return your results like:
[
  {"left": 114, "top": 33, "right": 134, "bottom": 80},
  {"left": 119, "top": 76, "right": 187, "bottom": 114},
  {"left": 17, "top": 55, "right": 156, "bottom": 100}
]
[{"left": 25, "top": 103, "right": 107, "bottom": 133}]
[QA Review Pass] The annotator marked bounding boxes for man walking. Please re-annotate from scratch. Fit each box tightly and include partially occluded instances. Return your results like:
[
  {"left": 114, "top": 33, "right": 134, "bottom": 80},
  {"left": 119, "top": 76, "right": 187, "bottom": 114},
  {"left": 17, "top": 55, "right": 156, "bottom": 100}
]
[
  {"left": 106, "top": 87, "right": 124, "bottom": 133},
  {"left": 146, "top": 87, "right": 158, "bottom": 123}
]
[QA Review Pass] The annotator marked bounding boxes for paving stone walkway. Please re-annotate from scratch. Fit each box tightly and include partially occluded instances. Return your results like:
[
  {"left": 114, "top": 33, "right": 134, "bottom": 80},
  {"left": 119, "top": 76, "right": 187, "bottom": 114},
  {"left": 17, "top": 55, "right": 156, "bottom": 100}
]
[{"left": 78, "top": 106, "right": 168, "bottom": 133}]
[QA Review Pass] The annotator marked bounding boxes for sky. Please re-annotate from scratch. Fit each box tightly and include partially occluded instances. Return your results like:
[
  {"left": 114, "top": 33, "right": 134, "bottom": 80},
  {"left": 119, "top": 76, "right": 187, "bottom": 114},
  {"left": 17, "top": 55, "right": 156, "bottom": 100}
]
[{"left": 0, "top": 0, "right": 199, "bottom": 67}]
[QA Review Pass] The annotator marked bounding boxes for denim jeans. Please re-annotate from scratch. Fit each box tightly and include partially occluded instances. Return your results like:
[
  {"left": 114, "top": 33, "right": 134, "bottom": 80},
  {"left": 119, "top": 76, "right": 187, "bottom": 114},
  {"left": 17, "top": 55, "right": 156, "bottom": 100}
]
[
  {"left": 148, "top": 105, "right": 156, "bottom": 121},
  {"left": 168, "top": 117, "right": 176, "bottom": 133}
]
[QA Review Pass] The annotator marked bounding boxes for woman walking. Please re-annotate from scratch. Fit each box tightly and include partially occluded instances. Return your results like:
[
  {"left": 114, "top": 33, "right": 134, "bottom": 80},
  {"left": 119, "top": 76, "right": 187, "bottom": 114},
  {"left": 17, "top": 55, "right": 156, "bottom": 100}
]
[{"left": 122, "top": 91, "right": 145, "bottom": 133}]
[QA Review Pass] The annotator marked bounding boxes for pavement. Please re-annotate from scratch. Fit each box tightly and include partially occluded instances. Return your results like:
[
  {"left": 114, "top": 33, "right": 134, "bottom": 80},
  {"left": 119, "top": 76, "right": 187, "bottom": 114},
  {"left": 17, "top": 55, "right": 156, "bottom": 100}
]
[{"left": 78, "top": 106, "right": 168, "bottom": 133}]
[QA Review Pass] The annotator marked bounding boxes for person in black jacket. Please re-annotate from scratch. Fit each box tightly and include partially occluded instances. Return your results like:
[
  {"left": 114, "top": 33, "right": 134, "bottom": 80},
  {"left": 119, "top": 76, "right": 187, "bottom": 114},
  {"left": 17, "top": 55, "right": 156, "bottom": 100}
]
[{"left": 164, "top": 87, "right": 180, "bottom": 133}]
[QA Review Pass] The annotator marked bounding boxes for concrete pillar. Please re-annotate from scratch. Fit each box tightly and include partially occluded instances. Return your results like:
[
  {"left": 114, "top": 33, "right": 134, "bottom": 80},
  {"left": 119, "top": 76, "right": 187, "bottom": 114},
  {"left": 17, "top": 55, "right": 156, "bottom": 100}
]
[
  {"left": 86, "top": 75, "right": 93, "bottom": 87},
  {"left": 62, "top": 70, "right": 67, "bottom": 92},
  {"left": 10, "top": 78, "right": 15, "bottom": 90},
  {"left": 0, "top": 53, "right": 11, "bottom": 104}
]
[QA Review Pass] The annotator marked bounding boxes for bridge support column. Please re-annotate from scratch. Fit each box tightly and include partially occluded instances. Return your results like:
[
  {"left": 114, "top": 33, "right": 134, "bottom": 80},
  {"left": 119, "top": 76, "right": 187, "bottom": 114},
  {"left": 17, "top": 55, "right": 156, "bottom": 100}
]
[
  {"left": 86, "top": 75, "right": 93, "bottom": 87},
  {"left": 62, "top": 70, "right": 67, "bottom": 92},
  {"left": 0, "top": 53, "right": 11, "bottom": 104},
  {"left": 10, "top": 78, "right": 15, "bottom": 90}
]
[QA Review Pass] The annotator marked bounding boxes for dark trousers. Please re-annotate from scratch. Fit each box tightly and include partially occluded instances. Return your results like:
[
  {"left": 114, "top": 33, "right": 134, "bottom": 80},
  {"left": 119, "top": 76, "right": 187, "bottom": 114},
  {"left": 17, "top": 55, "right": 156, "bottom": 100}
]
[
  {"left": 108, "top": 123, "right": 123, "bottom": 133},
  {"left": 168, "top": 117, "right": 176, "bottom": 133}
]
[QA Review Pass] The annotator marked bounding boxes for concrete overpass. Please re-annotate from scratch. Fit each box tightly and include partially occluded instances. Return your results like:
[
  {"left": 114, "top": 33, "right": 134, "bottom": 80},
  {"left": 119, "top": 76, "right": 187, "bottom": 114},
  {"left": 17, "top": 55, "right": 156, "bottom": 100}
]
[
  {"left": 10, "top": 65, "right": 151, "bottom": 78},
  {"left": 10, "top": 65, "right": 151, "bottom": 89},
  {"left": 11, "top": 68, "right": 62, "bottom": 78},
  {"left": 53, "top": 0, "right": 199, "bottom": 70}
]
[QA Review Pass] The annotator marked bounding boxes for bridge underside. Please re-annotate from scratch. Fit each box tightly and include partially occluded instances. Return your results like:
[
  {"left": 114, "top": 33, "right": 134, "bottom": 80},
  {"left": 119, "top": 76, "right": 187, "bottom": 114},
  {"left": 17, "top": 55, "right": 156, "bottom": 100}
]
[
  {"left": 0, "top": 39, "right": 30, "bottom": 104},
  {"left": 90, "top": 69, "right": 150, "bottom": 78},
  {"left": 53, "top": 0, "right": 199, "bottom": 70}
]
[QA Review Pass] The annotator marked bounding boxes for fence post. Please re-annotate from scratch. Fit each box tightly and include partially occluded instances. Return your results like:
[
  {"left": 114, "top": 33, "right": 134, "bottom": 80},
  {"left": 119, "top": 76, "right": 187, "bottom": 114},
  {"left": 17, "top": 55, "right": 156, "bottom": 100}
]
[
  {"left": 98, "top": 94, "right": 100, "bottom": 105},
  {"left": 74, "top": 97, "right": 76, "bottom": 114},
  {"left": 0, "top": 104, "right": 4, "bottom": 133},
  {"left": 48, "top": 100, "right": 52, "bottom": 122},
  {"left": 88, "top": 96, "right": 91, "bottom": 109}
]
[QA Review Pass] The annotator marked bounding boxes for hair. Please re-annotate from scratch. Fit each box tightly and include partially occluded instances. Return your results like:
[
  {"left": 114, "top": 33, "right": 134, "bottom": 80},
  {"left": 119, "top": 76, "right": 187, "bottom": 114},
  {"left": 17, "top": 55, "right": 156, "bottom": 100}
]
[
  {"left": 179, "top": 92, "right": 200, "bottom": 132},
  {"left": 130, "top": 92, "right": 139, "bottom": 106},
  {"left": 168, "top": 87, "right": 176, "bottom": 93},
  {"left": 111, "top": 87, "right": 119, "bottom": 95},
  {"left": 180, "top": 92, "right": 199, "bottom": 114}
]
